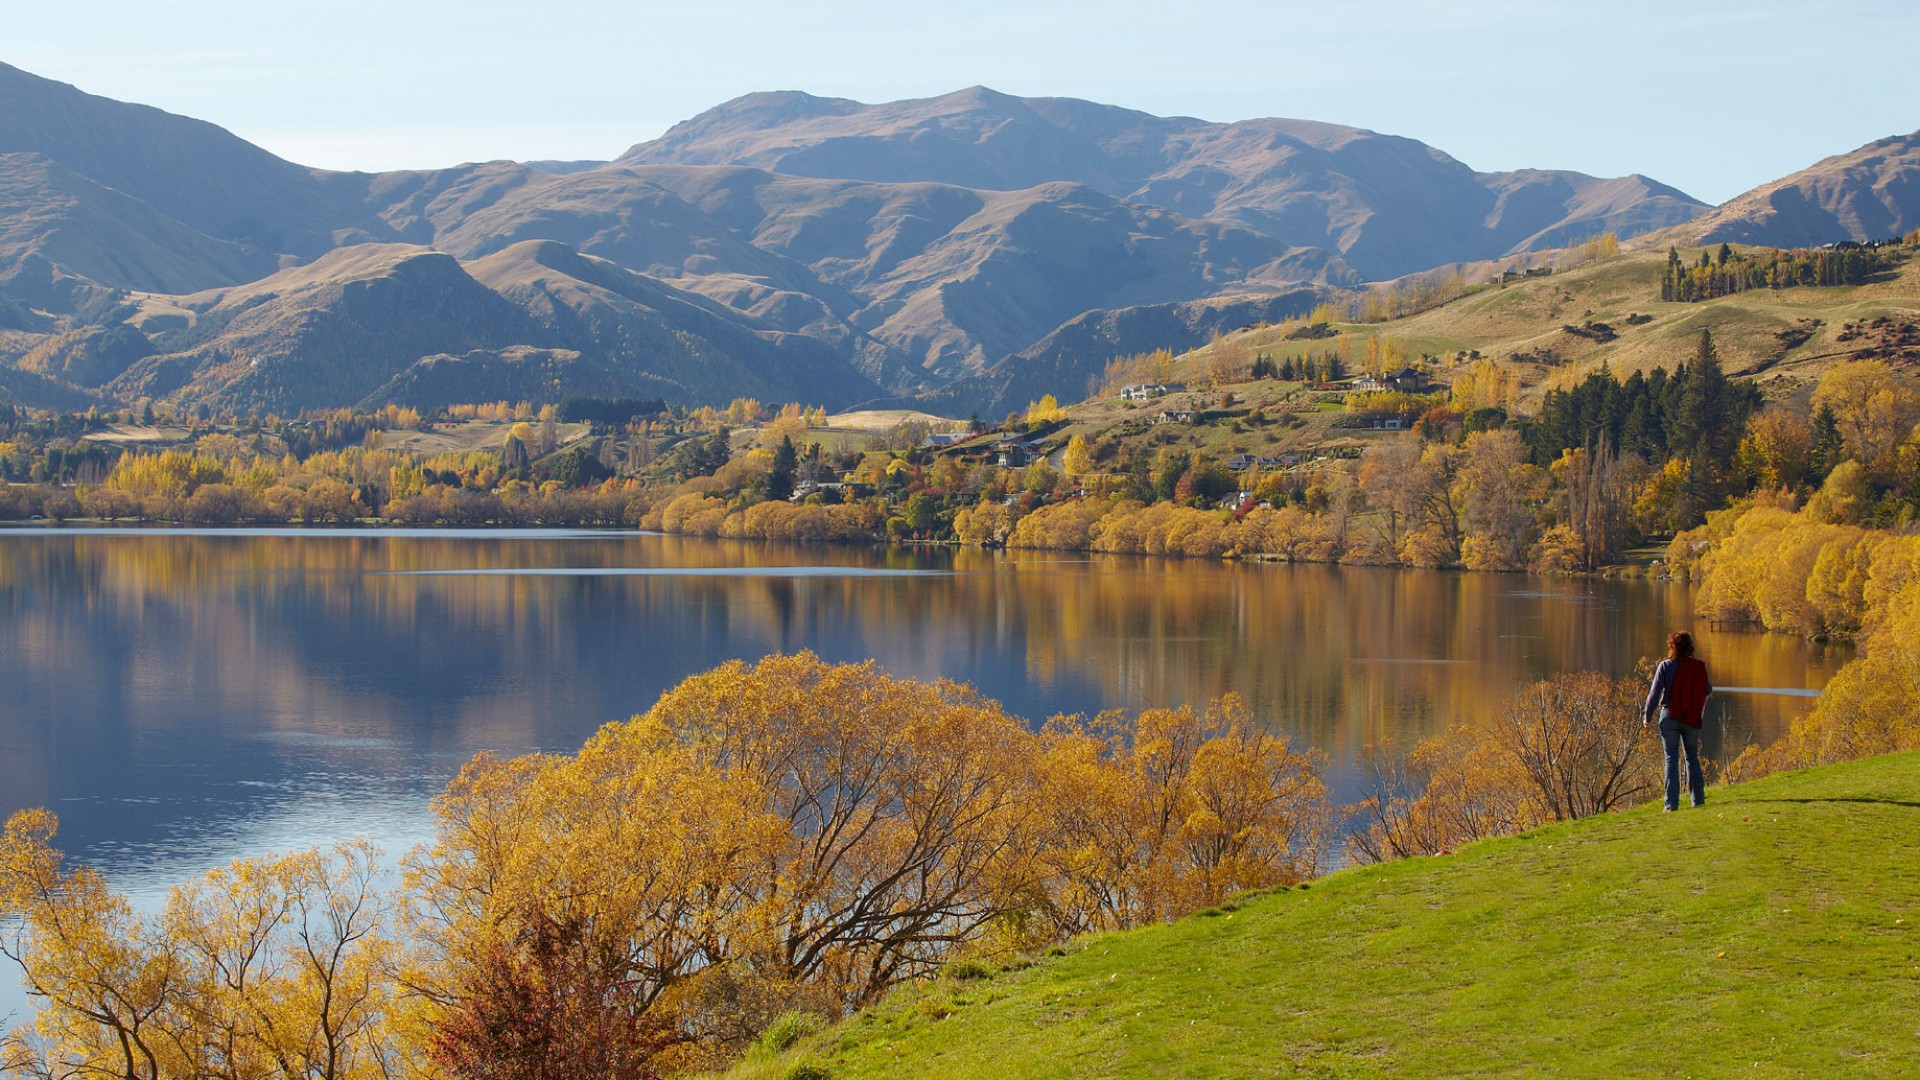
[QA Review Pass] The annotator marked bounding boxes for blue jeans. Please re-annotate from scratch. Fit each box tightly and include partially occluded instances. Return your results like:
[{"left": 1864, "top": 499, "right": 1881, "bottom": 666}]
[{"left": 1660, "top": 718, "right": 1705, "bottom": 810}]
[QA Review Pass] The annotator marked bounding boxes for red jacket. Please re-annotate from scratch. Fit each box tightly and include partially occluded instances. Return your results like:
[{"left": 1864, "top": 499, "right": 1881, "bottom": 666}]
[{"left": 1645, "top": 656, "right": 1712, "bottom": 728}]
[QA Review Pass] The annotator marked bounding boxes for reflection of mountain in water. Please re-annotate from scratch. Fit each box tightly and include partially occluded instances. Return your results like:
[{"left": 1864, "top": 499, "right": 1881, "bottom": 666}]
[{"left": 0, "top": 530, "right": 1847, "bottom": 887}]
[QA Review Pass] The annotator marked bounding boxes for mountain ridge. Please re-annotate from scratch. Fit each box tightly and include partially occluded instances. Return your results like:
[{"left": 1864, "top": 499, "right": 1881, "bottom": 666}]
[
  {"left": 1679, "top": 130, "right": 1920, "bottom": 248},
  {"left": 0, "top": 62, "right": 1913, "bottom": 415},
  {"left": 620, "top": 85, "right": 1712, "bottom": 280}
]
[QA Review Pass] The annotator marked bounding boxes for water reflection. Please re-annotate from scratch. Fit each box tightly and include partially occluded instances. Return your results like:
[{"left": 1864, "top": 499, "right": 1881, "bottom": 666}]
[{"left": 0, "top": 529, "right": 1846, "bottom": 880}]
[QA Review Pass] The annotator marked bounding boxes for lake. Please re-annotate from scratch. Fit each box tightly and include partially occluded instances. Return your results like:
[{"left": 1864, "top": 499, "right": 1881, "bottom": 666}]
[{"left": 0, "top": 528, "right": 1846, "bottom": 1021}]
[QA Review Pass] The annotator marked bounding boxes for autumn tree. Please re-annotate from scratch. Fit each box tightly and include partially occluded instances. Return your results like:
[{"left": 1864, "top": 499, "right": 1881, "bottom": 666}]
[
  {"left": 1542, "top": 438, "right": 1639, "bottom": 572},
  {"left": 1351, "top": 671, "right": 1653, "bottom": 864},
  {"left": 407, "top": 653, "right": 1043, "bottom": 1071},
  {"left": 1359, "top": 439, "right": 1464, "bottom": 568},
  {"left": 1740, "top": 409, "right": 1815, "bottom": 491},
  {"left": 1060, "top": 434, "right": 1094, "bottom": 478},
  {"left": 1205, "top": 330, "right": 1249, "bottom": 387},
  {"left": 1810, "top": 359, "right": 1920, "bottom": 482},
  {"left": 1728, "top": 553, "right": 1920, "bottom": 778},
  {"left": 1455, "top": 429, "right": 1544, "bottom": 571},
  {"left": 1356, "top": 438, "right": 1422, "bottom": 557},
  {"left": 1498, "top": 672, "right": 1651, "bottom": 820},
  {"left": 428, "top": 909, "right": 677, "bottom": 1080},
  {"left": 0, "top": 809, "right": 179, "bottom": 1079},
  {"left": 1033, "top": 697, "right": 1330, "bottom": 936},
  {"left": 1024, "top": 395, "right": 1066, "bottom": 426},
  {"left": 0, "top": 812, "right": 399, "bottom": 1080},
  {"left": 1349, "top": 728, "right": 1544, "bottom": 863}
]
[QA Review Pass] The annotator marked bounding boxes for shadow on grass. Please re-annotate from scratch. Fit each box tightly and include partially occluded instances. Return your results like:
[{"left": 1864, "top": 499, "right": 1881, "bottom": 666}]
[{"left": 1749, "top": 796, "right": 1920, "bottom": 809}]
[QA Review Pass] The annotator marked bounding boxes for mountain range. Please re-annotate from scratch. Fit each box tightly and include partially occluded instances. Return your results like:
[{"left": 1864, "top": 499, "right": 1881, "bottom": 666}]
[{"left": 1, "top": 60, "right": 1914, "bottom": 415}]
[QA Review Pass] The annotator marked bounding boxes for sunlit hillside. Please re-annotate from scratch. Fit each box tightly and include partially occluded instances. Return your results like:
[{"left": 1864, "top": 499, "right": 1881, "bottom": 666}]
[
  {"left": 721, "top": 751, "right": 1920, "bottom": 1080},
  {"left": 1176, "top": 244, "right": 1919, "bottom": 409}
]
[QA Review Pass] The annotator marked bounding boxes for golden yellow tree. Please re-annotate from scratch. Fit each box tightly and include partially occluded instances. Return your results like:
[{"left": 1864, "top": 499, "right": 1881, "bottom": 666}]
[
  {"left": 407, "top": 654, "right": 1043, "bottom": 1070},
  {"left": 1060, "top": 434, "right": 1093, "bottom": 477},
  {"left": 1024, "top": 395, "right": 1066, "bottom": 425},
  {"left": 1031, "top": 696, "right": 1329, "bottom": 935},
  {"left": 0, "top": 811, "right": 399, "bottom": 1080},
  {"left": 1740, "top": 410, "right": 1814, "bottom": 491},
  {"left": 1349, "top": 728, "right": 1544, "bottom": 863},
  {"left": 1811, "top": 360, "right": 1920, "bottom": 479}
]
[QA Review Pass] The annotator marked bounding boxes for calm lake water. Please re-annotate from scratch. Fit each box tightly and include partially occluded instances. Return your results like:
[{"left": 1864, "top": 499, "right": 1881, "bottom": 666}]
[{"left": 0, "top": 527, "right": 1848, "bottom": 1021}]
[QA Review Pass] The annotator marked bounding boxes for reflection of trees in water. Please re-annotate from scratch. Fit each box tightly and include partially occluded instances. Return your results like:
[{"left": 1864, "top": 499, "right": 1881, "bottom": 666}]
[{"left": 0, "top": 533, "right": 1847, "bottom": 827}]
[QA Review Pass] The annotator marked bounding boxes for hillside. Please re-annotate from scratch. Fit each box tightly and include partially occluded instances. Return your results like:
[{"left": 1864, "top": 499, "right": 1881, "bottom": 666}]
[
  {"left": 0, "top": 152, "right": 284, "bottom": 301},
  {"left": 1185, "top": 244, "right": 1920, "bottom": 404},
  {"left": 1678, "top": 131, "right": 1920, "bottom": 249},
  {"left": 728, "top": 752, "right": 1920, "bottom": 1079},
  {"left": 987, "top": 244, "right": 1919, "bottom": 483},
  {"left": 1, "top": 63, "right": 1915, "bottom": 415},
  {"left": 622, "top": 87, "right": 1709, "bottom": 280},
  {"left": 963, "top": 287, "right": 1326, "bottom": 414},
  {"left": 0, "top": 60, "right": 373, "bottom": 256},
  {"left": 97, "top": 241, "right": 890, "bottom": 413},
  {"left": 0, "top": 64, "right": 1735, "bottom": 414}
]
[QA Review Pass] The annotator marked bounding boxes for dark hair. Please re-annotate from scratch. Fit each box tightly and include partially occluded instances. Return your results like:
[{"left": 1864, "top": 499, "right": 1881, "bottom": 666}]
[{"left": 1667, "top": 631, "right": 1695, "bottom": 660}]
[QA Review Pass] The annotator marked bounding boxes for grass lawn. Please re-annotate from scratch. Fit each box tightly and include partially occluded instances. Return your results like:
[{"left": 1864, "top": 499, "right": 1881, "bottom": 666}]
[
  {"left": 725, "top": 752, "right": 1920, "bottom": 1079},
  {"left": 380, "top": 419, "right": 591, "bottom": 456}
]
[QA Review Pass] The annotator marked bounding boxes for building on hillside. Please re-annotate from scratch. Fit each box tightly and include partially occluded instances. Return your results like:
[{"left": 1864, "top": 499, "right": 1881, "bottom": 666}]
[
  {"left": 995, "top": 435, "right": 1043, "bottom": 468},
  {"left": 1385, "top": 367, "right": 1435, "bottom": 393},
  {"left": 1153, "top": 409, "right": 1198, "bottom": 425},
  {"left": 1120, "top": 383, "right": 1187, "bottom": 401},
  {"left": 1227, "top": 452, "right": 1306, "bottom": 472},
  {"left": 922, "top": 432, "right": 970, "bottom": 450}
]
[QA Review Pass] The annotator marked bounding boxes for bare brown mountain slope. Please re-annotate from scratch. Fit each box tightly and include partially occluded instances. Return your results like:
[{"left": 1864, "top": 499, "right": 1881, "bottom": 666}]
[
  {"left": 0, "top": 61, "right": 381, "bottom": 256},
  {"left": 959, "top": 287, "right": 1327, "bottom": 416},
  {"left": 462, "top": 239, "right": 882, "bottom": 404},
  {"left": 6, "top": 64, "right": 1905, "bottom": 417},
  {"left": 625, "top": 166, "right": 1343, "bottom": 376},
  {"left": 621, "top": 86, "right": 1709, "bottom": 280},
  {"left": 112, "top": 245, "right": 545, "bottom": 412},
  {"left": 106, "top": 241, "right": 887, "bottom": 413},
  {"left": 371, "top": 161, "right": 918, "bottom": 387},
  {"left": 1675, "top": 132, "right": 1920, "bottom": 248},
  {"left": 0, "top": 152, "right": 283, "bottom": 305}
]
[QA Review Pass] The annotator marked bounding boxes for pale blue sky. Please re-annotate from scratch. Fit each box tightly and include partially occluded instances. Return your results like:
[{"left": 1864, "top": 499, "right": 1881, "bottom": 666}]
[{"left": 8, "top": 0, "right": 1917, "bottom": 203}]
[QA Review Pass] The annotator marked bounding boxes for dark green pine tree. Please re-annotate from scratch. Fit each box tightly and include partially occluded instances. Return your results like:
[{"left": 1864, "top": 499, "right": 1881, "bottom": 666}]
[
  {"left": 1619, "top": 370, "right": 1659, "bottom": 459},
  {"left": 765, "top": 435, "right": 798, "bottom": 502},
  {"left": 1124, "top": 454, "right": 1155, "bottom": 503},
  {"left": 1673, "top": 331, "right": 1724, "bottom": 455},
  {"left": 1809, "top": 403, "right": 1844, "bottom": 483},
  {"left": 1672, "top": 330, "right": 1743, "bottom": 522}
]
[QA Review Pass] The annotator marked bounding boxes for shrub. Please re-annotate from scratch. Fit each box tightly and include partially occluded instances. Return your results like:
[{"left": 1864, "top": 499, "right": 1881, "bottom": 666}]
[{"left": 756, "top": 1011, "right": 824, "bottom": 1055}]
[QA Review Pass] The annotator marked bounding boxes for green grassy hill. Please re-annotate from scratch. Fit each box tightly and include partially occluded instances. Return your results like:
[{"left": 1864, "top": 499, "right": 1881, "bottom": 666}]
[{"left": 727, "top": 753, "right": 1920, "bottom": 1079}]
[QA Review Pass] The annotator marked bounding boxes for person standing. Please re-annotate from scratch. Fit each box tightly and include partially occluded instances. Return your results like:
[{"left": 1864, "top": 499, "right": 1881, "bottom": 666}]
[{"left": 1643, "top": 631, "right": 1713, "bottom": 810}]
